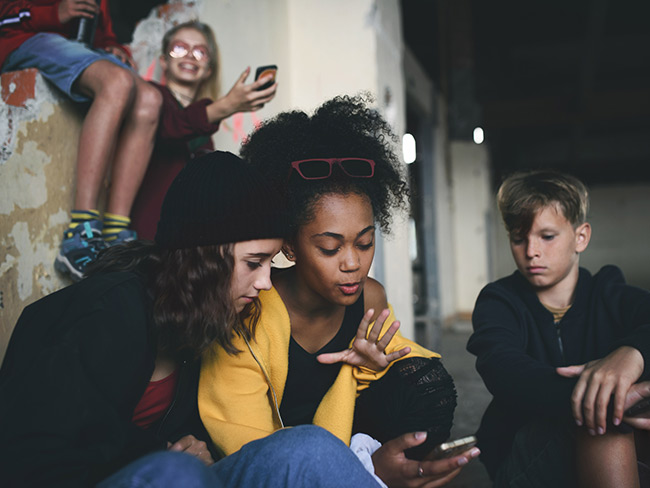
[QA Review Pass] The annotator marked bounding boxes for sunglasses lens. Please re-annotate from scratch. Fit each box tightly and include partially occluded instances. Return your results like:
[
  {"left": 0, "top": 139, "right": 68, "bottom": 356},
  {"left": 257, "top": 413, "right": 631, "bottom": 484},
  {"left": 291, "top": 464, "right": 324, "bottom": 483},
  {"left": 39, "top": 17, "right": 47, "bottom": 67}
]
[
  {"left": 297, "top": 160, "right": 331, "bottom": 178},
  {"left": 340, "top": 159, "right": 373, "bottom": 176},
  {"left": 169, "top": 43, "right": 188, "bottom": 58},
  {"left": 192, "top": 46, "right": 209, "bottom": 61}
]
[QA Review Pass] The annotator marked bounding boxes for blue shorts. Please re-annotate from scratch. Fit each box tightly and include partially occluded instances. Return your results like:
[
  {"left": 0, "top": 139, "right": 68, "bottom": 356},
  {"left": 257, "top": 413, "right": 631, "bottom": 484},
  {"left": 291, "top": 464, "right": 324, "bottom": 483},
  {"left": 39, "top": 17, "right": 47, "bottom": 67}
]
[{"left": 2, "top": 32, "right": 131, "bottom": 103}]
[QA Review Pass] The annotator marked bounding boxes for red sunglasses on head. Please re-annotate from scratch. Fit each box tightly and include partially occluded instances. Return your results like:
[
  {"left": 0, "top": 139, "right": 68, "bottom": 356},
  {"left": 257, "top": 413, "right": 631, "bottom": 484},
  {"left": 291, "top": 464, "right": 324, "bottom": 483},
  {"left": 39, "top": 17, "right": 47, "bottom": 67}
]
[
  {"left": 290, "top": 158, "right": 375, "bottom": 180},
  {"left": 168, "top": 41, "right": 210, "bottom": 62}
]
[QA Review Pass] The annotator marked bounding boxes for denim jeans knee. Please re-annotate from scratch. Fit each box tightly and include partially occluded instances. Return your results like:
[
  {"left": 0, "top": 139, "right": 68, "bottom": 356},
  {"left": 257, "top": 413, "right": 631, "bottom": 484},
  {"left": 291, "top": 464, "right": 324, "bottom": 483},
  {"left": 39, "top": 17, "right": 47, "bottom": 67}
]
[{"left": 98, "top": 451, "right": 222, "bottom": 488}]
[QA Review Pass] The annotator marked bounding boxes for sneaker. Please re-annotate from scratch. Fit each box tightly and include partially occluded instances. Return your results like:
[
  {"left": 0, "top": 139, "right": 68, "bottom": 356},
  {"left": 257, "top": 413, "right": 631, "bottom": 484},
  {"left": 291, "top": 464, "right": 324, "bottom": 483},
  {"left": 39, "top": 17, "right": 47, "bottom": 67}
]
[
  {"left": 108, "top": 228, "right": 138, "bottom": 246},
  {"left": 54, "top": 220, "right": 107, "bottom": 281}
]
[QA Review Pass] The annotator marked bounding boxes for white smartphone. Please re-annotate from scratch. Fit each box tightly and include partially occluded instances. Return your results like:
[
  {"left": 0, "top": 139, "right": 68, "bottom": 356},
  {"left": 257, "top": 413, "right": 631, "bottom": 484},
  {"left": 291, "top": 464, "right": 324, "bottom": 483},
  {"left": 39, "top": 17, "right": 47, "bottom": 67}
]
[{"left": 424, "top": 435, "right": 477, "bottom": 460}]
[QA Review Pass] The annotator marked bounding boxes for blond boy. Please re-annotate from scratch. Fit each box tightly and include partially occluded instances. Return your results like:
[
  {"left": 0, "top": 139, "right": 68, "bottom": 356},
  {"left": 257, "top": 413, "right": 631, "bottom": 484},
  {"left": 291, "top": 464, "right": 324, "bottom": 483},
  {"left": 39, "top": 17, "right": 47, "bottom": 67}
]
[{"left": 468, "top": 170, "right": 650, "bottom": 487}]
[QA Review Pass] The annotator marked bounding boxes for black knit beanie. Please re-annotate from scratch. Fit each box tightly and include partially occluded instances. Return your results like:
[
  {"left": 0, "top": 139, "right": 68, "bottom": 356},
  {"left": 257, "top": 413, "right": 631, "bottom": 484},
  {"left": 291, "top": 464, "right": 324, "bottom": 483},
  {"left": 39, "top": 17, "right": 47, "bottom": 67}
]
[{"left": 155, "top": 151, "right": 287, "bottom": 249}]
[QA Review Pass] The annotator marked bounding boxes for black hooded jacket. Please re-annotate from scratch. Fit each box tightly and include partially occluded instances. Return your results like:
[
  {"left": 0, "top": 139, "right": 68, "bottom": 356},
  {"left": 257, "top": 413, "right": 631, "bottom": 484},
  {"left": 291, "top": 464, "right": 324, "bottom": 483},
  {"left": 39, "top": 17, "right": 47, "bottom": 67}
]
[
  {"left": 0, "top": 271, "right": 214, "bottom": 487},
  {"left": 467, "top": 265, "right": 650, "bottom": 479}
]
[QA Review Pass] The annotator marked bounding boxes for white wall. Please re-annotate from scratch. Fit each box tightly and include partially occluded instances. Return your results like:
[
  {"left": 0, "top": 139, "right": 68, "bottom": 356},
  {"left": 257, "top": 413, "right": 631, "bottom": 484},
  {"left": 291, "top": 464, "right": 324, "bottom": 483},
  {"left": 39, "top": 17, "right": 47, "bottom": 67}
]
[{"left": 450, "top": 141, "right": 491, "bottom": 314}]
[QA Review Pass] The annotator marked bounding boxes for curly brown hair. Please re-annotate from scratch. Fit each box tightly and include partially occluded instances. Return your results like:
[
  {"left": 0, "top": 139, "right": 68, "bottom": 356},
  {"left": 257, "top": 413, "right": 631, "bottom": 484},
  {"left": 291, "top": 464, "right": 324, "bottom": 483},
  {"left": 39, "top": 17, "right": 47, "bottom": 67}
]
[{"left": 86, "top": 241, "right": 256, "bottom": 357}]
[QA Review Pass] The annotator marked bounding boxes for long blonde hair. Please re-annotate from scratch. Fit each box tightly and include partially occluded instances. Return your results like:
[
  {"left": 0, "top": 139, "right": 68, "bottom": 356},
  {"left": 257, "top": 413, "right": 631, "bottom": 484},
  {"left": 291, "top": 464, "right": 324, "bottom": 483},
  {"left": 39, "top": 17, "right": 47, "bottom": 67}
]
[{"left": 161, "top": 20, "right": 221, "bottom": 101}]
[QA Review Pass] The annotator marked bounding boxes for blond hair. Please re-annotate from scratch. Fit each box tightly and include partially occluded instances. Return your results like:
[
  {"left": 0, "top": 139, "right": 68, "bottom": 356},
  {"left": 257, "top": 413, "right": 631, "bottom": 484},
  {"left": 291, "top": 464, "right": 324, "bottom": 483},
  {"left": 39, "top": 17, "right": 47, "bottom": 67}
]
[{"left": 497, "top": 170, "right": 589, "bottom": 236}]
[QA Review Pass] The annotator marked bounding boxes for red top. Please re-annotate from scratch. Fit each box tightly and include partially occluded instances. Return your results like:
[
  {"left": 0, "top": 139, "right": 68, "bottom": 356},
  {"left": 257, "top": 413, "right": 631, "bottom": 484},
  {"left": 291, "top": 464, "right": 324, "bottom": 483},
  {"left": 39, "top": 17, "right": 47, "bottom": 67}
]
[
  {"left": 0, "top": 0, "right": 125, "bottom": 68},
  {"left": 131, "top": 369, "right": 178, "bottom": 430}
]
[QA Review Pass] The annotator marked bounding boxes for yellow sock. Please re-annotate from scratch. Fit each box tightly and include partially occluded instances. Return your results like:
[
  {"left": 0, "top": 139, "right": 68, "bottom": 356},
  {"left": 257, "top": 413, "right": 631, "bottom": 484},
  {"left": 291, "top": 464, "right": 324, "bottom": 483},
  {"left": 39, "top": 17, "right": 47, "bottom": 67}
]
[{"left": 102, "top": 212, "right": 131, "bottom": 242}]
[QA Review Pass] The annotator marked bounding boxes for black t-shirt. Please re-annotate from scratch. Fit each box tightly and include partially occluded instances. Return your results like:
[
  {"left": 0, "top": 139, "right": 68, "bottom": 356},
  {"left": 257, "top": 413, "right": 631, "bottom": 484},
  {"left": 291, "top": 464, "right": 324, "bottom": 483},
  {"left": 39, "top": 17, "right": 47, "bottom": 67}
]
[{"left": 279, "top": 293, "right": 364, "bottom": 426}]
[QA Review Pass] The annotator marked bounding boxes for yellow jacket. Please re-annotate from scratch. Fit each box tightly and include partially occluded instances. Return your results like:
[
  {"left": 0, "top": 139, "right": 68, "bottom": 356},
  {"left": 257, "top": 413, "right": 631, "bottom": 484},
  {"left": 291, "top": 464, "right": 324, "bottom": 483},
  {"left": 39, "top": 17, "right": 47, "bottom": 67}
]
[{"left": 198, "top": 286, "right": 439, "bottom": 456}]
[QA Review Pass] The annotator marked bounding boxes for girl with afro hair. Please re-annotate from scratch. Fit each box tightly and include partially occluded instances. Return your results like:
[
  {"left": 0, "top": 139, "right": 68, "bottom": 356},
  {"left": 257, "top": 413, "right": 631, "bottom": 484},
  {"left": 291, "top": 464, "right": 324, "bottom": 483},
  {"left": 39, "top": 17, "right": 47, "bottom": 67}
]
[{"left": 199, "top": 95, "right": 479, "bottom": 487}]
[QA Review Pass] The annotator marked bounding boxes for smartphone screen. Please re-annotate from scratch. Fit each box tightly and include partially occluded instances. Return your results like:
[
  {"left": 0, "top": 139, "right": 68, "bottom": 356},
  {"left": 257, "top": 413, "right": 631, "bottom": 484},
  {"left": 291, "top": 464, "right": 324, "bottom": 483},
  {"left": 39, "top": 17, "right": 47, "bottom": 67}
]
[{"left": 254, "top": 65, "right": 277, "bottom": 90}]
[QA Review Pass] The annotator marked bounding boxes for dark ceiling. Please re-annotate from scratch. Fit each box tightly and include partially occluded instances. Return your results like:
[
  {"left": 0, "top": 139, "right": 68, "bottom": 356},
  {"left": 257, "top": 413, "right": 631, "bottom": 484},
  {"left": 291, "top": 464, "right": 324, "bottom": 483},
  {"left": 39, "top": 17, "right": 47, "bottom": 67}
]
[{"left": 402, "top": 0, "right": 650, "bottom": 186}]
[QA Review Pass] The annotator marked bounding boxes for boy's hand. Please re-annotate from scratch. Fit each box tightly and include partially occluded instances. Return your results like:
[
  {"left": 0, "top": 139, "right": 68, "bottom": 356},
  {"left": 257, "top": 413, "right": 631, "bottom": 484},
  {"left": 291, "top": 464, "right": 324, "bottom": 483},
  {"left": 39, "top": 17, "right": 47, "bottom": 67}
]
[
  {"left": 167, "top": 435, "right": 214, "bottom": 466},
  {"left": 371, "top": 431, "right": 480, "bottom": 488},
  {"left": 557, "top": 346, "right": 644, "bottom": 434},
  {"left": 57, "top": 0, "right": 99, "bottom": 24},
  {"left": 623, "top": 381, "right": 650, "bottom": 430},
  {"left": 317, "top": 308, "right": 410, "bottom": 371}
]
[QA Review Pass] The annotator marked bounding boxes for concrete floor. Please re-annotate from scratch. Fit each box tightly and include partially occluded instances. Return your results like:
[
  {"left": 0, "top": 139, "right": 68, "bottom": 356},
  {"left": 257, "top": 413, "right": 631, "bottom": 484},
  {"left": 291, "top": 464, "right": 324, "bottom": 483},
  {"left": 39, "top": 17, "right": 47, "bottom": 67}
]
[{"left": 438, "top": 322, "right": 493, "bottom": 487}]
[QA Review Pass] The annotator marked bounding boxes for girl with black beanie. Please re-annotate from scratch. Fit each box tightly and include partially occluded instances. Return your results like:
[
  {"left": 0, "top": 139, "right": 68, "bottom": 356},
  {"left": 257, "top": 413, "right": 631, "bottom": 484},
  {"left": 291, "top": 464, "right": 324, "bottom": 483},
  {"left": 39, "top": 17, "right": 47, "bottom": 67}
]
[{"left": 0, "top": 150, "right": 385, "bottom": 488}]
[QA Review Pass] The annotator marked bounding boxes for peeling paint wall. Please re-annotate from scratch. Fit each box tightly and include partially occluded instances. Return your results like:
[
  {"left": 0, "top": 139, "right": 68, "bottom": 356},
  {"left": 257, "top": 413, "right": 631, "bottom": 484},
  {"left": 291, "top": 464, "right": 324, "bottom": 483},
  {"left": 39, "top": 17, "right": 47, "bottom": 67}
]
[{"left": 0, "top": 69, "right": 87, "bottom": 361}]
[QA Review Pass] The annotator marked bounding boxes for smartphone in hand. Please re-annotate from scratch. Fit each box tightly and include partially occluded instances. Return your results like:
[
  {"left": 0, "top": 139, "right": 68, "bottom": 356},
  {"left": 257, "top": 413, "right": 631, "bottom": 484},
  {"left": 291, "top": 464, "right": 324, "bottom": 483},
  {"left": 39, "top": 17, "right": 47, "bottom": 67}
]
[
  {"left": 255, "top": 65, "right": 277, "bottom": 90},
  {"left": 424, "top": 435, "right": 477, "bottom": 461}
]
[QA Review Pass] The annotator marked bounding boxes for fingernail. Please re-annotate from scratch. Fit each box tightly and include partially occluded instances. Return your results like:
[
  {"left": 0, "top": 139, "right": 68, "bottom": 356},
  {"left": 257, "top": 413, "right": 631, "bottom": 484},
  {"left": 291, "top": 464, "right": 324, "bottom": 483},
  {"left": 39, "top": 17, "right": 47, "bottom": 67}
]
[
  {"left": 458, "top": 457, "right": 468, "bottom": 466},
  {"left": 415, "top": 431, "right": 427, "bottom": 440},
  {"left": 575, "top": 419, "right": 582, "bottom": 427},
  {"left": 588, "top": 429, "right": 596, "bottom": 436},
  {"left": 613, "top": 418, "right": 621, "bottom": 426},
  {"left": 469, "top": 448, "right": 480, "bottom": 457},
  {"left": 597, "top": 427, "right": 605, "bottom": 435}
]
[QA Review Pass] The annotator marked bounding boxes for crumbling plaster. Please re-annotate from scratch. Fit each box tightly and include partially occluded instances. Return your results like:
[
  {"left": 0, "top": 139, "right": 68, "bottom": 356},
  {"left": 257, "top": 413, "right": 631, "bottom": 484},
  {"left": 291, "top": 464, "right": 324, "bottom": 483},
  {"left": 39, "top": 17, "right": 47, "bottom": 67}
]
[{"left": 0, "top": 70, "right": 86, "bottom": 360}]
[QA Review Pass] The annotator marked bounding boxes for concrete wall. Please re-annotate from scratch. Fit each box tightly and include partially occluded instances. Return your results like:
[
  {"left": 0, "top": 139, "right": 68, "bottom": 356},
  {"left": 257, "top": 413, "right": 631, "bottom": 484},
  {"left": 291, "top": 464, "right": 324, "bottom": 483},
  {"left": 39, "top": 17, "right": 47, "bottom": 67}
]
[
  {"left": 432, "top": 98, "right": 458, "bottom": 325},
  {"left": 494, "top": 183, "right": 650, "bottom": 290},
  {"left": 0, "top": 69, "right": 89, "bottom": 360}
]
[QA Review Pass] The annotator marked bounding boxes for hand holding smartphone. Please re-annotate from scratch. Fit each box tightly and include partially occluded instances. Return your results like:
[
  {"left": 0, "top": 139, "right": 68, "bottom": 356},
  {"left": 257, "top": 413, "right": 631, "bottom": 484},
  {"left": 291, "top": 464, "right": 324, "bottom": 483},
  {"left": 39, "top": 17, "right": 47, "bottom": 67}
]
[
  {"left": 254, "top": 65, "right": 277, "bottom": 90},
  {"left": 423, "top": 435, "right": 478, "bottom": 461}
]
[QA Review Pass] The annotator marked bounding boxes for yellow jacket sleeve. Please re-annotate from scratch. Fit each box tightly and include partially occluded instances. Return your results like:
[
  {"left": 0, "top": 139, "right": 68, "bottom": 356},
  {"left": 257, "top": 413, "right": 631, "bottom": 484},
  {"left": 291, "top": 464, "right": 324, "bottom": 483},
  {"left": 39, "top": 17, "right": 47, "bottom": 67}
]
[{"left": 198, "top": 328, "right": 284, "bottom": 456}]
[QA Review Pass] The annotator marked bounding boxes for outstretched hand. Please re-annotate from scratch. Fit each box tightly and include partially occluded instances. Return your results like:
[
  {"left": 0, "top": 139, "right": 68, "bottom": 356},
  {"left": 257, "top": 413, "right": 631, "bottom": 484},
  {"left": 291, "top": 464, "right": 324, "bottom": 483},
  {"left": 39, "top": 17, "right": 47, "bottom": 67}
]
[
  {"left": 317, "top": 308, "right": 410, "bottom": 372},
  {"left": 556, "top": 346, "right": 644, "bottom": 434},
  {"left": 58, "top": 0, "right": 99, "bottom": 24},
  {"left": 371, "top": 432, "right": 480, "bottom": 488}
]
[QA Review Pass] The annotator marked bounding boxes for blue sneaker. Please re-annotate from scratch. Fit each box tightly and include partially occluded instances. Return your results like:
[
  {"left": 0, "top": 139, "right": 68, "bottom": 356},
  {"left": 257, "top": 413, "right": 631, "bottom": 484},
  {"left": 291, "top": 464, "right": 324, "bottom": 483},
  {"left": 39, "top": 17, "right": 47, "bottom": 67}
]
[
  {"left": 107, "top": 228, "right": 138, "bottom": 246},
  {"left": 54, "top": 220, "right": 107, "bottom": 281}
]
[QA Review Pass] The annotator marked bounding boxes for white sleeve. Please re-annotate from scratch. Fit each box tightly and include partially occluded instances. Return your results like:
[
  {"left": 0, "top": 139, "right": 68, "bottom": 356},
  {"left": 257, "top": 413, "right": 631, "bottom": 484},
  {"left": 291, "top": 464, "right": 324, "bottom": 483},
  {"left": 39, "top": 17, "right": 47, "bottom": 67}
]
[{"left": 349, "top": 433, "right": 388, "bottom": 488}]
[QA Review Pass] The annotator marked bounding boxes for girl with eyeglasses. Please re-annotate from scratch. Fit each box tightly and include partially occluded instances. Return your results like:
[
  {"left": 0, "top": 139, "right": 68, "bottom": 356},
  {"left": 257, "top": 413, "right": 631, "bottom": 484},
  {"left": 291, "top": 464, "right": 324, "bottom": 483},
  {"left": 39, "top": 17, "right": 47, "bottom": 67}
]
[
  {"left": 130, "top": 20, "right": 277, "bottom": 241},
  {"left": 0, "top": 151, "right": 386, "bottom": 488},
  {"left": 199, "top": 95, "right": 480, "bottom": 487}
]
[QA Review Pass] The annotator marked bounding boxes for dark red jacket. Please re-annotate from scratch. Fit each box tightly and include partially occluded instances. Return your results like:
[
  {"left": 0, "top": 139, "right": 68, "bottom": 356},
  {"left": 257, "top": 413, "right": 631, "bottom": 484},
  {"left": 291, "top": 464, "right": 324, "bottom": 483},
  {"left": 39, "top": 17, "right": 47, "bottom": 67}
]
[{"left": 130, "top": 82, "right": 220, "bottom": 241}]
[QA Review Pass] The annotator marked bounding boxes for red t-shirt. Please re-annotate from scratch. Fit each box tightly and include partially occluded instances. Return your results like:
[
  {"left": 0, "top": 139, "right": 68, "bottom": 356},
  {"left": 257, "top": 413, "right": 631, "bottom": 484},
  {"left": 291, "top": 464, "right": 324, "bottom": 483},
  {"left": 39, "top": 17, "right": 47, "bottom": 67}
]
[{"left": 132, "top": 369, "right": 178, "bottom": 429}]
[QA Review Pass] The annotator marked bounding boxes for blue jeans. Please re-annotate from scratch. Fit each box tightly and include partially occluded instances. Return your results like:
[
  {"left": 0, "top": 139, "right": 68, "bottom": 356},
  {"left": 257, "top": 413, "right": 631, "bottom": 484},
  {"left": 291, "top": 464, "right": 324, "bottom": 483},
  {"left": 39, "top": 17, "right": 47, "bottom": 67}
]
[
  {"left": 98, "top": 425, "right": 381, "bottom": 488},
  {"left": 2, "top": 32, "right": 129, "bottom": 102}
]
